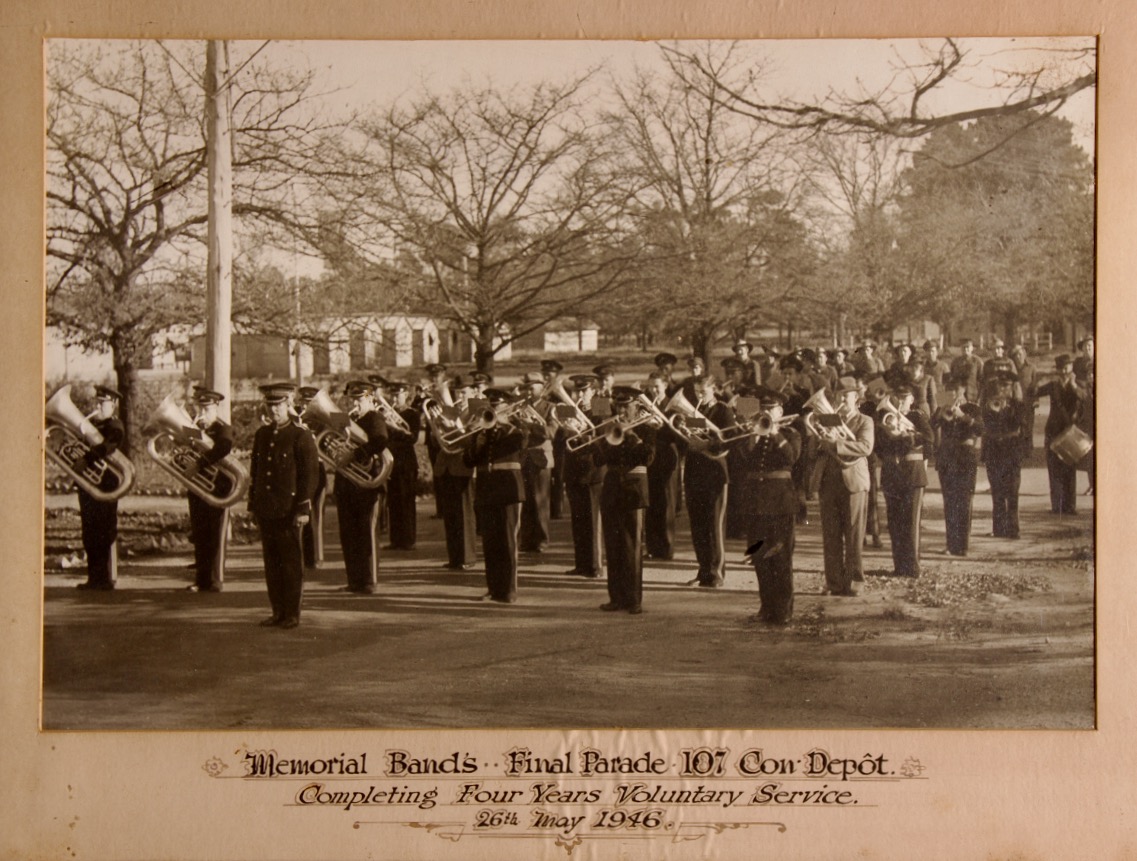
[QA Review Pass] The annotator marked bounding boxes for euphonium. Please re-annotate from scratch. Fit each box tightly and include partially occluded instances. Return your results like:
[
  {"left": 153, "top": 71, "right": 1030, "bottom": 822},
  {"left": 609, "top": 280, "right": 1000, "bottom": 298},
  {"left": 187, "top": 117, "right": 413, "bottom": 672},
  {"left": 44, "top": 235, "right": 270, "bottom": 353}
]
[
  {"left": 144, "top": 394, "right": 250, "bottom": 507},
  {"left": 45, "top": 385, "right": 136, "bottom": 502},
  {"left": 542, "top": 379, "right": 595, "bottom": 437},
  {"left": 662, "top": 388, "right": 723, "bottom": 443},
  {"left": 802, "top": 388, "right": 857, "bottom": 443},
  {"left": 303, "top": 390, "right": 393, "bottom": 489},
  {"left": 373, "top": 393, "right": 413, "bottom": 435}
]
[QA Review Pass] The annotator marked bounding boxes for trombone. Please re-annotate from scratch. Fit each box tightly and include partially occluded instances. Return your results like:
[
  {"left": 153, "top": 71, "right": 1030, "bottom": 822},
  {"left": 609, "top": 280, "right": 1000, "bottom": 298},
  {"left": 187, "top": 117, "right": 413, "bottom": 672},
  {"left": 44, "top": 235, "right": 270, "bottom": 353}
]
[
  {"left": 565, "top": 398, "right": 659, "bottom": 452},
  {"left": 718, "top": 412, "right": 799, "bottom": 447}
]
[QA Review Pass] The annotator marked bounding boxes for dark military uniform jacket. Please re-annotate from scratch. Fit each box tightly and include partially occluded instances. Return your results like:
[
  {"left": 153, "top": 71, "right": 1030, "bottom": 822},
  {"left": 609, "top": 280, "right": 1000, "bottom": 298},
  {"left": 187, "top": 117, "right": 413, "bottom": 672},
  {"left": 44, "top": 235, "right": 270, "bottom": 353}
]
[
  {"left": 464, "top": 424, "right": 526, "bottom": 507},
  {"left": 681, "top": 400, "right": 735, "bottom": 489},
  {"left": 593, "top": 424, "right": 656, "bottom": 510},
  {"left": 875, "top": 409, "right": 933, "bottom": 493},
  {"left": 735, "top": 427, "right": 802, "bottom": 515},
  {"left": 249, "top": 420, "right": 319, "bottom": 520},
  {"left": 932, "top": 403, "right": 983, "bottom": 469},
  {"left": 981, "top": 400, "right": 1028, "bottom": 465}
]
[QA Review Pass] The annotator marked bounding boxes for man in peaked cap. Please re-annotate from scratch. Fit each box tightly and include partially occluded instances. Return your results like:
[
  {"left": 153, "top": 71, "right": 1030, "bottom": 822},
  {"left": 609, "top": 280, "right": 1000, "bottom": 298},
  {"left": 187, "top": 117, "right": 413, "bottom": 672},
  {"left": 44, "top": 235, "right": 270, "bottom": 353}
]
[
  {"left": 382, "top": 380, "right": 422, "bottom": 552},
  {"left": 653, "top": 351, "right": 678, "bottom": 390},
  {"left": 1036, "top": 354, "right": 1088, "bottom": 515},
  {"left": 809, "top": 376, "right": 875, "bottom": 596},
  {"left": 517, "top": 374, "right": 553, "bottom": 554},
  {"left": 184, "top": 386, "right": 236, "bottom": 593},
  {"left": 980, "top": 338, "right": 1019, "bottom": 405},
  {"left": 643, "top": 371, "right": 681, "bottom": 562},
  {"left": 592, "top": 364, "right": 616, "bottom": 398},
  {"left": 73, "top": 384, "right": 126, "bottom": 591},
  {"left": 734, "top": 385, "right": 802, "bottom": 624},
  {"left": 594, "top": 386, "right": 656, "bottom": 614},
  {"left": 248, "top": 383, "right": 319, "bottom": 628},
  {"left": 680, "top": 374, "right": 735, "bottom": 588},
  {"left": 874, "top": 381, "right": 934, "bottom": 578},
  {"left": 335, "top": 380, "right": 392, "bottom": 594},
  {"left": 980, "top": 371, "right": 1027, "bottom": 541},
  {"left": 295, "top": 386, "right": 329, "bottom": 568},
  {"left": 933, "top": 376, "right": 984, "bottom": 555}
]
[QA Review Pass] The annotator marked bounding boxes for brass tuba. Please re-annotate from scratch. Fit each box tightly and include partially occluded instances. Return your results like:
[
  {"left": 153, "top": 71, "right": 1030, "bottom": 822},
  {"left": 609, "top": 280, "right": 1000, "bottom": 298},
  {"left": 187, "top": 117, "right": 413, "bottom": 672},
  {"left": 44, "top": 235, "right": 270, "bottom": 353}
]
[
  {"left": 303, "top": 390, "right": 394, "bottom": 489},
  {"left": 144, "top": 394, "right": 250, "bottom": 507},
  {"left": 45, "top": 385, "right": 136, "bottom": 502}
]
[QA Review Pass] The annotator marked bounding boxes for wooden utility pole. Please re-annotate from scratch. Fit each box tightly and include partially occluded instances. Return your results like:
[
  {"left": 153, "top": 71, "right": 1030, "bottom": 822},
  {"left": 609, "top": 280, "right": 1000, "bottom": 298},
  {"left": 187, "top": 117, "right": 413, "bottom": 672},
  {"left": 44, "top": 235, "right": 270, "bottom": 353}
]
[{"left": 205, "top": 40, "right": 233, "bottom": 421}]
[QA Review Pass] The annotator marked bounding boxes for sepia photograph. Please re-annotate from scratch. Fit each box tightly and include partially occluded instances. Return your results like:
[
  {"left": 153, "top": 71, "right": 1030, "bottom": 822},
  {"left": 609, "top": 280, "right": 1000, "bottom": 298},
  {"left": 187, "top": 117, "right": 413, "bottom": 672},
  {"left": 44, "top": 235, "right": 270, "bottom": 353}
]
[
  {"left": 41, "top": 36, "right": 1096, "bottom": 731},
  {"left": 4, "top": 1, "right": 1133, "bottom": 857}
]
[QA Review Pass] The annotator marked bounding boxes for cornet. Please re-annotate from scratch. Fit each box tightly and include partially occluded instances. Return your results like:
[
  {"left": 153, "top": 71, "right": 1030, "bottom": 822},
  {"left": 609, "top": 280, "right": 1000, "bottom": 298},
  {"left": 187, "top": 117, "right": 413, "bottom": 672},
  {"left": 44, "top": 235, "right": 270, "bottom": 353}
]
[
  {"left": 45, "top": 385, "right": 136, "bottom": 502},
  {"left": 144, "top": 394, "right": 250, "bottom": 507}
]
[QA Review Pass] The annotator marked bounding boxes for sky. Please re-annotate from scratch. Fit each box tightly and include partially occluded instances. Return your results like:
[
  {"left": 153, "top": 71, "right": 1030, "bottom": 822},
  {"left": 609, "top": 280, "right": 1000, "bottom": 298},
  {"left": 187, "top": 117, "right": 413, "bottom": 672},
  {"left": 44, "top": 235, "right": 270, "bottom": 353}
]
[{"left": 261, "top": 37, "right": 1096, "bottom": 149}]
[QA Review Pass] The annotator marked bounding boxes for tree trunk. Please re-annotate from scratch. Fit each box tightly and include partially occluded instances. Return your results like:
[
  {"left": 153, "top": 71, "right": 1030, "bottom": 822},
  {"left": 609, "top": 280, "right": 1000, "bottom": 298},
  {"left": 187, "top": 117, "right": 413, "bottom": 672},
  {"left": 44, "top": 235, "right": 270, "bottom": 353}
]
[
  {"left": 474, "top": 323, "right": 496, "bottom": 376},
  {"left": 113, "top": 360, "right": 139, "bottom": 456},
  {"left": 1003, "top": 307, "right": 1018, "bottom": 345}
]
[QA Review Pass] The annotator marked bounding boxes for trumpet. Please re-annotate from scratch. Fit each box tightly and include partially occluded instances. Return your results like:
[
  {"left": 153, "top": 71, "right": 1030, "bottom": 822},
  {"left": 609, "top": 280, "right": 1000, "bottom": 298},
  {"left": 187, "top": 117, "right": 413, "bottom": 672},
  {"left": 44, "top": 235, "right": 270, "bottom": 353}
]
[
  {"left": 878, "top": 397, "right": 916, "bottom": 435},
  {"left": 304, "top": 390, "right": 394, "bottom": 489},
  {"left": 45, "top": 385, "right": 136, "bottom": 502},
  {"left": 144, "top": 394, "right": 250, "bottom": 507}
]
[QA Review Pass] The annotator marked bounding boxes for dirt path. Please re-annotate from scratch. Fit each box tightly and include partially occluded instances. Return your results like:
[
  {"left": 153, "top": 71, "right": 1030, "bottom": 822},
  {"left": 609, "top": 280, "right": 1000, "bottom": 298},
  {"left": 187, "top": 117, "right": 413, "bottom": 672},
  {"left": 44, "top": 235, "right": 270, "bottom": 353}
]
[{"left": 41, "top": 464, "right": 1094, "bottom": 730}]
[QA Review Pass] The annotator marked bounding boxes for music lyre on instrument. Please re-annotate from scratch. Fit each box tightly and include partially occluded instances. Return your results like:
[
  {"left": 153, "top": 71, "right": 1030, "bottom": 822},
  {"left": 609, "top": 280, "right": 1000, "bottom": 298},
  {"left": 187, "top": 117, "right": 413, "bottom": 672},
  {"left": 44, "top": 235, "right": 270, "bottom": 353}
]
[
  {"left": 45, "top": 384, "right": 136, "bottom": 501},
  {"left": 144, "top": 394, "right": 250, "bottom": 507},
  {"left": 802, "top": 388, "right": 861, "bottom": 465},
  {"left": 303, "top": 390, "right": 394, "bottom": 489}
]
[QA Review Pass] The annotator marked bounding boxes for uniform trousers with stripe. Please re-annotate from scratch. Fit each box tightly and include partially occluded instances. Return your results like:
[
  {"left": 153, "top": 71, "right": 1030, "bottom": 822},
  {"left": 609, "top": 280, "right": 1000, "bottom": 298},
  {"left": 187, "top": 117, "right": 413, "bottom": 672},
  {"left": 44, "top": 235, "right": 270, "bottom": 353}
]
[{"left": 685, "top": 481, "right": 728, "bottom": 585}]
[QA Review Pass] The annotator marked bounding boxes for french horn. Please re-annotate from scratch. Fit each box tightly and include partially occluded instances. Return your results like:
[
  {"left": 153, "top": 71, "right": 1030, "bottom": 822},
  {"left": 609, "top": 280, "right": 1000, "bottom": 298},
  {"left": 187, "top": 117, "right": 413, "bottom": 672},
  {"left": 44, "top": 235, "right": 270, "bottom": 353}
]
[
  {"left": 45, "top": 385, "right": 136, "bottom": 502},
  {"left": 144, "top": 394, "right": 250, "bottom": 507}
]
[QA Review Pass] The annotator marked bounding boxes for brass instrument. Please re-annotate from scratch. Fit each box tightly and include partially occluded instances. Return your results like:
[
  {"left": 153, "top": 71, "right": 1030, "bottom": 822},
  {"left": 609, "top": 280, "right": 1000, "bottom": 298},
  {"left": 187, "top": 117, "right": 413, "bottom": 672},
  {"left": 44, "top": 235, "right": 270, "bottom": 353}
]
[
  {"left": 663, "top": 388, "right": 723, "bottom": 443},
  {"left": 802, "top": 389, "right": 861, "bottom": 466},
  {"left": 304, "top": 390, "right": 394, "bottom": 489},
  {"left": 542, "top": 379, "right": 595, "bottom": 437},
  {"left": 985, "top": 396, "right": 1007, "bottom": 413},
  {"left": 372, "top": 392, "right": 413, "bottom": 436},
  {"left": 719, "top": 412, "right": 800, "bottom": 447},
  {"left": 144, "top": 394, "right": 250, "bottom": 507},
  {"left": 434, "top": 402, "right": 497, "bottom": 453},
  {"left": 566, "top": 397, "right": 660, "bottom": 452},
  {"left": 878, "top": 397, "right": 917, "bottom": 435},
  {"left": 45, "top": 385, "right": 136, "bottom": 502}
]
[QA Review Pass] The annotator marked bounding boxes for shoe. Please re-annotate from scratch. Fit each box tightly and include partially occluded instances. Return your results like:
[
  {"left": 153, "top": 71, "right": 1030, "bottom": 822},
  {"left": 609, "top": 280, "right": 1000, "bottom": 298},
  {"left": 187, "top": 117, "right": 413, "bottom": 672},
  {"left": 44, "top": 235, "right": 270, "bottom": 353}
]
[
  {"left": 582, "top": 570, "right": 601, "bottom": 579},
  {"left": 480, "top": 592, "right": 494, "bottom": 601},
  {"left": 599, "top": 602, "right": 624, "bottom": 611},
  {"left": 698, "top": 580, "right": 724, "bottom": 588},
  {"left": 852, "top": 572, "right": 864, "bottom": 582},
  {"left": 563, "top": 568, "right": 584, "bottom": 576},
  {"left": 490, "top": 596, "right": 516, "bottom": 604},
  {"left": 185, "top": 585, "right": 200, "bottom": 593},
  {"left": 626, "top": 605, "right": 643, "bottom": 615},
  {"left": 278, "top": 617, "right": 300, "bottom": 629},
  {"left": 259, "top": 617, "right": 281, "bottom": 627},
  {"left": 76, "top": 581, "right": 114, "bottom": 591}
]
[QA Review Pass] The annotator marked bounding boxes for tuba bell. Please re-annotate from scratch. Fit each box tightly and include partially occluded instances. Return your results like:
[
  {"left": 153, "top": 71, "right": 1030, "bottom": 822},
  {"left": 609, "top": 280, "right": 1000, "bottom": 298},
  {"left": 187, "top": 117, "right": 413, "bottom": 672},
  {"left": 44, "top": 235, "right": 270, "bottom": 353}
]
[
  {"left": 144, "top": 394, "right": 250, "bottom": 507},
  {"left": 878, "top": 396, "right": 916, "bottom": 435},
  {"left": 45, "top": 385, "right": 136, "bottom": 502},
  {"left": 303, "top": 390, "right": 394, "bottom": 489}
]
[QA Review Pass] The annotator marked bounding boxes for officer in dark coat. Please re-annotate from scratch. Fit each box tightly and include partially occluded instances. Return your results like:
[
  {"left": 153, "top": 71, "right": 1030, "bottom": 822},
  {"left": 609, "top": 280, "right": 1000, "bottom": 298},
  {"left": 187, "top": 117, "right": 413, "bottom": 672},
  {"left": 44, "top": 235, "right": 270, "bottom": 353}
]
[
  {"left": 736, "top": 386, "right": 802, "bottom": 624},
  {"left": 334, "top": 380, "right": 390, "bottom": 594},
  {"left": 1036, "top": 354, "right": 1087, "bottom": 514},
  {"left": 875, "top": 383, "right": 934, "bottom": 577},
  {"left": 463, "top": 389, "right": 527, "bottom": 603},
  {"left": 679, "top": 376, "right": 735, "bottom": 587},
  {"left": 562, "top": 374, "right": 605, "bottom": 577},
  {"left": 383, "top": 380, "right": 422, "bottom": 551},
  {"left": 75, "top": 385, "right": 126, "bottom": 590},
  {"left": 932, "top": 377, "right": 984, "bottom": 555},
  {"left": 593, "top": 386, "right": 656, "bottom": 614},
  {"left": 540, "top": 359, "right": 567, "bottom": 520},
  {"left": 185, "top": 386, "right": 235, "bottom": 593},
  {"left": 295, "top": 386, "right": 329, "bottom": 568},
  {"left": 981, "top": 372, "right": 1028, "bottom": 538},
  {"left": 643, "top": 372, "right": 680, "bottom": 560},
  {"left": 248, "top": 383, "right": 319, "bottom": 628}
]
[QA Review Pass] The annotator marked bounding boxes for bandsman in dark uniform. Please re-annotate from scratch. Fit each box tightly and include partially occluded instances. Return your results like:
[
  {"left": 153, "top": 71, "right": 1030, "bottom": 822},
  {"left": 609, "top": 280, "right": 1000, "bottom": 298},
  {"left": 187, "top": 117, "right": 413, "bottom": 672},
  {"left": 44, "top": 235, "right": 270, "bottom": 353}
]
[
  {"left": 679, "top": 376, "right": 735, "bottom": 587},
  {"left": 463, "top": 388, "right": 527, "bottom": 603},
  {"left": 248, "top": 383, "right": 319, "bottom": 628},
  {"left": 721, "top": 359, "right": 750, "bottom": 541},
  {"left": 431, "top": 376, "right": 478, "bottom": 570},
  {"left": 980, "top": 338, "right": 1021, "bottom": 405},
  {"left": 981, "top": 371, "right": 1028, "bottom": 538},
  {"left": 383, "top": 380, "right": 422, "bottom": 551},
  {"left": 932, "top": 377, "right": 984, "bottom": 555},
  {"left": 874, "top": 383, "right": 934, "bottom": 577},
  {"left": 422, "top": 362, "right": 449, "bottom": 518},
  {"left": 184, "top": 387, "right": 235, "bottom": 593},
  {"left": 643, "top": 372, "right": 680, "bottom": 560},
  {"left": 1036, "top": 354, "right": 1087, "bottom": 515},
  {"left": 295, "top": 386, "right": 329, "bottom": 568},
  {"left": 594, "top": 386, "right": 656, "bottom": 614},
  {"left": 562, "top": 374, "right": 605, "bottom": 577},
  {"left": 75, "top": 385, "right": 126, "bottom": 591},
  {"left": 335, "top": 380, "right": 390, "bottom": 594},
  {"left": 736, "top": 385, "right": 802, "bottom": 624},
  {"left": 592, "top": 364, "right": 616, "bottom": 399},
  {"left": 809, "top": 377, "right": 875, "bottom": 596},
  {"left": 540, "top": 359, "right": 567, "bottom": 520},
  {"left": 517, "top": 373, "right": 553, "bottom": 554},
  {"left": 860, "top": 373, "right": 888, "bottom": 549}
]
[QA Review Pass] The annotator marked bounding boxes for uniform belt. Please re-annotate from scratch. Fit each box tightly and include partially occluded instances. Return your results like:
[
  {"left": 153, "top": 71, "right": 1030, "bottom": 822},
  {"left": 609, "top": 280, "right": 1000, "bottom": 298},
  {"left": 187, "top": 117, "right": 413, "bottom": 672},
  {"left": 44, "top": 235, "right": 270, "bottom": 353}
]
[
  {"left": 886, "top": 453, "right": 926, "bottom": 462},
  {"left": 484, "top": 462, "right": 521, "bottom": 471},
  {"left": 753, "top": 470, "right": 792, "bottom": 480},
  {"left": 627, "top": 466, "right": 647, "bottom": 475}
]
